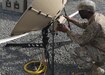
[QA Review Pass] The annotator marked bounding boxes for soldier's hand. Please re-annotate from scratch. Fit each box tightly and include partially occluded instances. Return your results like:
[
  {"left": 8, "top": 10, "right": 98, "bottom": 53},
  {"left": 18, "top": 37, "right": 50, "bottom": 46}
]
[{"left": 56, "top": 23, "right": 69, "bottom": 33}]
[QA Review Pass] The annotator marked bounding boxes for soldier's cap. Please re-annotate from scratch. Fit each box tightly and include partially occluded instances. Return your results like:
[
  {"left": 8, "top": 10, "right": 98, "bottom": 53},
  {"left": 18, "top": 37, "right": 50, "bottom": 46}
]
[{"left": 77, "top": 0, "right": 96, "bottom": 11}]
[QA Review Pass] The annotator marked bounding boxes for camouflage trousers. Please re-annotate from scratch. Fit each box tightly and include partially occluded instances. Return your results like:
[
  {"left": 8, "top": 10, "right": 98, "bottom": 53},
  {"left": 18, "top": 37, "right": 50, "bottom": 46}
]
[
  {"left": 75, "top": 45, "right": 103, "bottom": 62},
  {"left": 73, "top": 45, "right": 105, "bottom": 75}
]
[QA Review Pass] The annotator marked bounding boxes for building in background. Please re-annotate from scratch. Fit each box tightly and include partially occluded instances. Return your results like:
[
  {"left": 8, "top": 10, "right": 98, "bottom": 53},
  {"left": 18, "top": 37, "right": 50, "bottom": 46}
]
[{"left": 2, "top": 0, "right": 33, "bottom": 13}]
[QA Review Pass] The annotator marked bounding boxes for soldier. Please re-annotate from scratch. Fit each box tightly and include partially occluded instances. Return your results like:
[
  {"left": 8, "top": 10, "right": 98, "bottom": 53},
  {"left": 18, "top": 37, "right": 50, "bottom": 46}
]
[{"left": 57, "top": 0, "right": 105, "bottom": 75}]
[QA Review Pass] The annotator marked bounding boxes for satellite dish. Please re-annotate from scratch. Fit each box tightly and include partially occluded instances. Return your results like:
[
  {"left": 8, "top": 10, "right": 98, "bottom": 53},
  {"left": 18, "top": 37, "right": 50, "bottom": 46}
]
[
  {"left": 11, "top": 0, "right": 67, "bottom": 36},
  {"left": 0, "top": 11, "right": 78, "bottom": 44},
  {"left": 31, "top": 0, "right": 67, "bottom": 17},
  {"left": 11, "top": 8, "right": 52, "bottom": 36}
]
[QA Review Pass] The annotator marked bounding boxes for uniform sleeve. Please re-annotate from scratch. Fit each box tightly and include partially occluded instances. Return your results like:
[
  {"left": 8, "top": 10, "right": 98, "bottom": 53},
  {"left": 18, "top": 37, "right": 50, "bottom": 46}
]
[{"left": 67, "top": 22, "right": 101, "bottom": 46}]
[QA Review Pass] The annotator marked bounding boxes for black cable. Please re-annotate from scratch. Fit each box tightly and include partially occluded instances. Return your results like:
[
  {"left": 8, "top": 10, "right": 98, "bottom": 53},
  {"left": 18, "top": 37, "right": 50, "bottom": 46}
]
[{"left": 42, "top": 24, "right": 51, "bottom": 72}]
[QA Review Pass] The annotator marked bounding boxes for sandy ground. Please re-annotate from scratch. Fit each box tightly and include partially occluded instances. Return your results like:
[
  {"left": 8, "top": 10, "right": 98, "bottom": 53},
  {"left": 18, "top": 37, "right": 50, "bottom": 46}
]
[{"left": 0, "top": 0, "right": 105, "bottom": 75}]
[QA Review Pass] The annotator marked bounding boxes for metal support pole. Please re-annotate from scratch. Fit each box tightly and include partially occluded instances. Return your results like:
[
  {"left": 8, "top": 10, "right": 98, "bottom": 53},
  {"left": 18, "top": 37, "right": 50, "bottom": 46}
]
[
  {"left": 64, "top": 8, "right": 71, "bottom": 30},
  {"left": 51, "top": 21, "right": 55, "bottom": 75}
]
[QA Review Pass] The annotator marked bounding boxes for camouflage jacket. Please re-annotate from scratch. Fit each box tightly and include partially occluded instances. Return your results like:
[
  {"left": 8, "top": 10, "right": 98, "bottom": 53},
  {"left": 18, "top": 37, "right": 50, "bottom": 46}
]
[{"left": 67, "top": 12, "right": 105, "bottom": 53}]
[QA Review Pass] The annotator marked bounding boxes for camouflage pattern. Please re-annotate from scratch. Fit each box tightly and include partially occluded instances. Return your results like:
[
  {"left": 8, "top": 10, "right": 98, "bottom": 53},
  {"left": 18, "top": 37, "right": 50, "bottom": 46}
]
[
  {"left": 67, "top": 12, "right": 105, "bottom": 74},
  {"left": 77, "top": 0, "right": 96, "bottom": 11}
]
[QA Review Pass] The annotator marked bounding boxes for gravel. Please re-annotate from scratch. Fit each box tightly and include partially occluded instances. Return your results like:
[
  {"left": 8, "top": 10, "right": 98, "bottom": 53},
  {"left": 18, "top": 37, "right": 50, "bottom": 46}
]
[{"left": 0, "top": 0, "right": 105, "bottom": 75}]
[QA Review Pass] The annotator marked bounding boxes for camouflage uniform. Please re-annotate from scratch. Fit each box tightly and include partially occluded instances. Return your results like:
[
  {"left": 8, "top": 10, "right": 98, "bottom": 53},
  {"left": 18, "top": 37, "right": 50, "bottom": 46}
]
[
  {"left": 67, "top": 12, "right": 105, "bottom": 75},
  {"left": 65, "top": 0, "right": 105, "bottom": 74}
]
